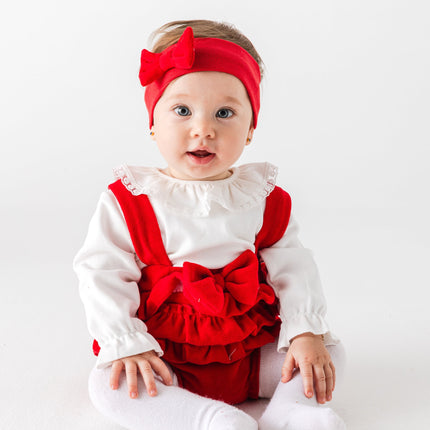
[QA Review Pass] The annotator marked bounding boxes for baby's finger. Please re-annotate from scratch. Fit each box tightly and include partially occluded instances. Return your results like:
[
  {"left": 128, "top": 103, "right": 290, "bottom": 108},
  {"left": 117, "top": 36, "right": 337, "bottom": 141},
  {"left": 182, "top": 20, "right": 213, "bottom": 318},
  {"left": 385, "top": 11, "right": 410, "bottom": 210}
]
[
  {"left": 125, "top": 360, "right": 139, "bottom": 399},
  {"left": 299, "top": 362, "right": 314, "bottom": 398},
  {"left": 109, "top": 360, "right": 124, "bottom": 390},
  {"left": 324, "top": 364, "right": 334, "bottom": 401},
  {"left": 330, "top": 361, "right": 336, "bottom": 391},
  {"left": 137, "top": 359, "right": 157, "bottom": 397},
  {"left": 281, "top": 353, "right": 295, "bottom": 383},
  {"left": 313, "top": 365, "right": 327, "bottom": 404},
  {"left": 151, "top": 358, "right": 173, "bottom": 386}
]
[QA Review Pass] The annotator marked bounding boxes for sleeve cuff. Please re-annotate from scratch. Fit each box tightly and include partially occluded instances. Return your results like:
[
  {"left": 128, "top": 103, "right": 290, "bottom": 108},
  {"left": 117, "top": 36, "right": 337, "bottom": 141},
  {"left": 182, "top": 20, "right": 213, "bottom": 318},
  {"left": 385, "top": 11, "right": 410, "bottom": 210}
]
[
  {"left": 277, "top": 312, "right": 339, "bottom": 352},
  {"left": 95, "top": 330, "right": 164, "bottom": 369}
]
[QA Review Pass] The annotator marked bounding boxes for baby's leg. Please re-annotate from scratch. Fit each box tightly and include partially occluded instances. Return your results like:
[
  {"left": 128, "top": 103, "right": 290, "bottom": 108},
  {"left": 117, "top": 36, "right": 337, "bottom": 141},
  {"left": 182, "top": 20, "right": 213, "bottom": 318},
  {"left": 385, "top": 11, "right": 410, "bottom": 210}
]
[
  {"left": 88, "top": 365, "right": 257, "bottom": 430},
  {"left": 258, "top": 342, "right": 346, "bottom": 430}
]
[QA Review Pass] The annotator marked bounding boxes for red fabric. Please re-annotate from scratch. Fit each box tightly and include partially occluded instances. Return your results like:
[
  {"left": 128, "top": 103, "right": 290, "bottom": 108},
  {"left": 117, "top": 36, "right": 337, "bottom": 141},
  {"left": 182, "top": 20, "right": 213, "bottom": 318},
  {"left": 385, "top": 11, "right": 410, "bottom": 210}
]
[
  {"left": 255, "top": 187, "right": 292, "bottom": 250},
  {"left": 139, "top": 27, "right": 195, "bottom": 86},
  {"left": 93, "top": 180, "right": 291, "bottom": 404},
  {"left": 141, "top": 27, "right": 261, "bottom": 128},
  {"left": 141, "top": 250, "right": 261, "bottom": 317}
]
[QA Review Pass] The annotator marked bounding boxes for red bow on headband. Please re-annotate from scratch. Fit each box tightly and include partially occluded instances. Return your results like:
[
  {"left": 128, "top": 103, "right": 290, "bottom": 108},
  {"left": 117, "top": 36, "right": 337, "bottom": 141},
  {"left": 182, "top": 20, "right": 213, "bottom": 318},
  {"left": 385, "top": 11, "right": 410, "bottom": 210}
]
[{"left": 139, "top": 26, "right": 195, "bottom": 86}]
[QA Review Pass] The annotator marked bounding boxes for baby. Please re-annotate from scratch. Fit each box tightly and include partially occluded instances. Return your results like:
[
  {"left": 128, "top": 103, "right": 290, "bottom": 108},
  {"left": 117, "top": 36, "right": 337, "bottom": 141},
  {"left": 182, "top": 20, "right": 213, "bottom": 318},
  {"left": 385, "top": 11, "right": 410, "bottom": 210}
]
[{"left": 74, "top": 19, "right": 346, "bottom": 430}]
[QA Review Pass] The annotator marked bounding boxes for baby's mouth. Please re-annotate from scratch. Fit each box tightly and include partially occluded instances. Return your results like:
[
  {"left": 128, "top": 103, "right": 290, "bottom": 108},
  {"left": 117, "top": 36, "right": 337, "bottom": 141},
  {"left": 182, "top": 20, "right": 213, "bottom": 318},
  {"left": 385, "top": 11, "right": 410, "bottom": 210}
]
[
  {"left": 187, "top": 150, "right": 213, "bottom": 158},
  {"left": 187, "top": 149, "right": 216, "bottom": 164}
]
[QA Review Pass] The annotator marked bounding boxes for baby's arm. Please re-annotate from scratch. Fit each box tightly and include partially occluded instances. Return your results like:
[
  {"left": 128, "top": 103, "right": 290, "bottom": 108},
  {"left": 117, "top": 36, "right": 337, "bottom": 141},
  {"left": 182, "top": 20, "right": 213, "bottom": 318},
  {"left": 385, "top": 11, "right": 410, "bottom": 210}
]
[
  {"left": 74, "top": 191, "right": 169, "bottom": 397},
  {"left": 259, "top": 214, "right": 337, "bottom": 403}
]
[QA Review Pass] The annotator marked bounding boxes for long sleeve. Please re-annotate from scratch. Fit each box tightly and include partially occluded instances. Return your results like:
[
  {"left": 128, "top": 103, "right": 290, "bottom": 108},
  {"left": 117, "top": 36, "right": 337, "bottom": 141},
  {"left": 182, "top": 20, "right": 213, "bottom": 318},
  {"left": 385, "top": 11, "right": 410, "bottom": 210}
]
[
  {"left": 73, "top": 190, "right": 163, "bottom": 368},
  {"left": 259, "top": 214, "right": 338, "bottom": 353}
]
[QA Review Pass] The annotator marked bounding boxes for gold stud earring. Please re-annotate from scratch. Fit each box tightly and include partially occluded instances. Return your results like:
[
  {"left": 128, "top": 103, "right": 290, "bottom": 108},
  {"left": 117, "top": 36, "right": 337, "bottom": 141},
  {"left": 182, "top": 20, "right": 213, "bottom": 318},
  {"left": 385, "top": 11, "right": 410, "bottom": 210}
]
[{"left": 150, "top": 131, "right": 154, "bottom": 136}]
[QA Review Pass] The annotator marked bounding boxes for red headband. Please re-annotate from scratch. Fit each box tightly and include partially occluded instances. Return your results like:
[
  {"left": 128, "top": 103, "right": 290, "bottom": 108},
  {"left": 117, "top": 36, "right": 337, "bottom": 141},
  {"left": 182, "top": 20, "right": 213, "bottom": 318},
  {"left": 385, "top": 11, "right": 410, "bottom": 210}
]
[{"left": 140, "top": 27, "right": 261, "bottom": 128}]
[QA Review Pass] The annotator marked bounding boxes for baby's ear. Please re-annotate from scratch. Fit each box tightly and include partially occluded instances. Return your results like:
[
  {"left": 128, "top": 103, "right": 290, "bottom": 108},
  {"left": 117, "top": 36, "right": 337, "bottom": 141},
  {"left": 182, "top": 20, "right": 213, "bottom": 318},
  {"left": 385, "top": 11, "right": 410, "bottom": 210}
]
[
  {"left": 150, "top": 127, "right": 156, "bottom": 141},
  {"left": 247, "top": 127, "right": 254, "bottom": 142}
]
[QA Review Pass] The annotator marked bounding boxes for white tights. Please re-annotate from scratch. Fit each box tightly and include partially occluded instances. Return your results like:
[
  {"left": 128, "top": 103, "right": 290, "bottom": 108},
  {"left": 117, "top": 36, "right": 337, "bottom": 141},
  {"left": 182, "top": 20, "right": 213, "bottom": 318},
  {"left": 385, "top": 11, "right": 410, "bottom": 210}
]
[{"left": 88, "top": 343, "right": 346, "bottom": 430}]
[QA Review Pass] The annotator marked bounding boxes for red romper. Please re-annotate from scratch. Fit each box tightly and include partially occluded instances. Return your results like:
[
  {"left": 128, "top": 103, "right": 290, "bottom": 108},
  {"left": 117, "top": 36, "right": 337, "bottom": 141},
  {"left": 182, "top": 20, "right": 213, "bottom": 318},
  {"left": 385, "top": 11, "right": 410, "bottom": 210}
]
[{"left": 93, "top": 179, "right": 291, "bottom": 405}]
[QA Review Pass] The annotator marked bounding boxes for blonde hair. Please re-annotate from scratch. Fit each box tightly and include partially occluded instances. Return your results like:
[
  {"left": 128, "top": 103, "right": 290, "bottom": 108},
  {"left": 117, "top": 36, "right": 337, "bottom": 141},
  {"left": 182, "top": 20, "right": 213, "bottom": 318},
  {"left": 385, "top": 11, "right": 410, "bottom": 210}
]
[{"left": 150, "top": 20, "right": 264, "bottom": 79}]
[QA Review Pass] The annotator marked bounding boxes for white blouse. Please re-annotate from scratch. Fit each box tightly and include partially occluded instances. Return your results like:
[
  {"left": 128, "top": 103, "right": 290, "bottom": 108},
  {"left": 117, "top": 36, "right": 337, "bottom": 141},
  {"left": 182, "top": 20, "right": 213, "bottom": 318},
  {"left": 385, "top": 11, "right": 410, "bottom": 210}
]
[{"left": 74, "top": 162, "right": 337, "bottom": 368}]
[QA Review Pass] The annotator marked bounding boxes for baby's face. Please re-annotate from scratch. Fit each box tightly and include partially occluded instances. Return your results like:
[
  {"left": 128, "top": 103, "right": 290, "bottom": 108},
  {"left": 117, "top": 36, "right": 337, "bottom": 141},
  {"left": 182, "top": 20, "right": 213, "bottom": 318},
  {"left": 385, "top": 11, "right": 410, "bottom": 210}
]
[{"left": 152, "top": 71, "right": 254, "bottom": 181}]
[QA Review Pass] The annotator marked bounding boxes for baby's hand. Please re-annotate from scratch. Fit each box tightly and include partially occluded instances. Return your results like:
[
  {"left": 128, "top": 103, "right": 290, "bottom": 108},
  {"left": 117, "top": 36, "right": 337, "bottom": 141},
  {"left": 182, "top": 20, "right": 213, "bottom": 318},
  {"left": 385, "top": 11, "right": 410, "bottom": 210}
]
[
  {"left": 281, "top": 333, "right": 335, "bottom": 404},
  {"left": 110, "top": 350, "right": 173, "bottom": 399}
]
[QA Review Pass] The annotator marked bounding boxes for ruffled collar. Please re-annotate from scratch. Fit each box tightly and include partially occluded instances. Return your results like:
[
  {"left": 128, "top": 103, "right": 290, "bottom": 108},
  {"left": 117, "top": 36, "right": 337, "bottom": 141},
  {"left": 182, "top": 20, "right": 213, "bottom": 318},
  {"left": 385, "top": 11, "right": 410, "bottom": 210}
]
[{"left": 113, "top": 162, "right": 278, "bottom": 217}]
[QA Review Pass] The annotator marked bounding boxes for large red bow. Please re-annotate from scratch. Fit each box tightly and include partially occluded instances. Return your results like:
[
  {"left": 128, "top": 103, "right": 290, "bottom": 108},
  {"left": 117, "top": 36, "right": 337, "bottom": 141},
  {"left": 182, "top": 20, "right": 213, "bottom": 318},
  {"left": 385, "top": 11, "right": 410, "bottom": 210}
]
[
  {"left": 182, "top": 250, "right": 260, "bottom": 314},
  {"left": 139, "top": 26, "right": 195, "bottom": 86},
  {"left": 143, "top": 250, "right": 260, "bottom": 316}
]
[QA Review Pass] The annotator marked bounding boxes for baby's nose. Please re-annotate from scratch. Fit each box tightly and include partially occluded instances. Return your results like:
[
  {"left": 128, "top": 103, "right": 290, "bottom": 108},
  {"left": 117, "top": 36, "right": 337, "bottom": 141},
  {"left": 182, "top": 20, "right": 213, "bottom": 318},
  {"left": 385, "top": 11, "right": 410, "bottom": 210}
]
[{"left": 190, "top": 116, "right": 216, "bottom": 139}]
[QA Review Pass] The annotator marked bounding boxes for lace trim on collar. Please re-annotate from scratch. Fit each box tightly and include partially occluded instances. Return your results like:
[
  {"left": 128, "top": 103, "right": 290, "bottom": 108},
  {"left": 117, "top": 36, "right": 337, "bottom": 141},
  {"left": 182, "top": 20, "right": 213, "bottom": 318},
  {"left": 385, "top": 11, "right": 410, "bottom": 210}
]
[{"left": 113, "top": 163, "right": 278, "bottom": 217}]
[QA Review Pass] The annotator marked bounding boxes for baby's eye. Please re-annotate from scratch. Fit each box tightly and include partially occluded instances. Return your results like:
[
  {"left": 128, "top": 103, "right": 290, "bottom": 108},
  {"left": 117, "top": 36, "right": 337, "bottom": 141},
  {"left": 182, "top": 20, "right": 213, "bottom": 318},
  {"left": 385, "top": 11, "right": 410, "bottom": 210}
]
[
  {"left": 174, "top": 106, "right": 191, "bottom": 116},
  {"left": 216, "top": 108, "right": 234, "bottom": 119}
]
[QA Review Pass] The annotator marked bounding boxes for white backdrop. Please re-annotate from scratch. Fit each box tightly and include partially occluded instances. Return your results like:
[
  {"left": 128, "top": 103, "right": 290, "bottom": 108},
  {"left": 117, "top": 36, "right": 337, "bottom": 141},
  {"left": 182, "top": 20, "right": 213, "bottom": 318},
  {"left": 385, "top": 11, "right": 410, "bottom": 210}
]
[{"left": 1, "top": 1, "right": 429, "bottom": 429}]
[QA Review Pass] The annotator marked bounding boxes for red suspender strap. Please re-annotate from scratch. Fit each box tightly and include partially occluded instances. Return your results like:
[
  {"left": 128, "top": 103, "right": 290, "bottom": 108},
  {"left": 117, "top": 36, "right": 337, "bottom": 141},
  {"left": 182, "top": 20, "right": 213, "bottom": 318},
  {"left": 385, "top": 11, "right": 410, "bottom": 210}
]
[
  {"left": 255, "top": 186, "right": 292, "bottom": 251},
  {"left": 93, "top": 180, "right": 170, "bottom": 357},
  {"left": 248, "top": 186, "right": 291, "bottom": 399},
  {"left": 109, "top": 180, "right": 291, "bottom": 263},
  {"left": 108, "top": 179, "right": 171, "bottom": 266}
]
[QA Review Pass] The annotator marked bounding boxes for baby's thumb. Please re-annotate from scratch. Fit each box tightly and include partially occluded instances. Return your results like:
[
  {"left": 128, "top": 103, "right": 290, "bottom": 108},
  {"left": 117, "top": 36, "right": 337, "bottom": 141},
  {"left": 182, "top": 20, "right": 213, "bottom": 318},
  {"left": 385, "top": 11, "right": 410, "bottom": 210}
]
[{"left": 281, "top": 353, "right": 295, "bottom": 383}]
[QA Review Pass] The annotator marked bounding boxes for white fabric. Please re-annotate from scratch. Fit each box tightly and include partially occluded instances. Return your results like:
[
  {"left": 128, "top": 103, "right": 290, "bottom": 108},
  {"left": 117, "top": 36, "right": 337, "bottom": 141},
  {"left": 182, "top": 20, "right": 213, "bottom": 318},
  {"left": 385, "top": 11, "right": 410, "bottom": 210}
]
[
  {"left": 87, "top": 343, "right": 346, "bottom": 430},
  {"left": 259, "top": 221, "right": 337, "bottom": 351},
  {"left": 88, "top": 367, "right": 258, "bottom": 430},
  {"left": 74, "top": 162, "right": 337, "bottom": 368},
  {"left": 112, "top": 162, "right": 277, "bottom": 217}
]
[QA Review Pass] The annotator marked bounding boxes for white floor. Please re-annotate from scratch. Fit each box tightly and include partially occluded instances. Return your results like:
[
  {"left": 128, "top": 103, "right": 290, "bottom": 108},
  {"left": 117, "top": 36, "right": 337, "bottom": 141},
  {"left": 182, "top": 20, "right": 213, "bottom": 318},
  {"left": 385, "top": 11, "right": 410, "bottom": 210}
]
[{"left": 1, "top": 208, "right": 429, "bottom": 429}]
